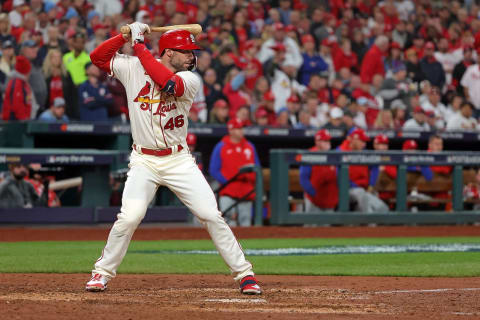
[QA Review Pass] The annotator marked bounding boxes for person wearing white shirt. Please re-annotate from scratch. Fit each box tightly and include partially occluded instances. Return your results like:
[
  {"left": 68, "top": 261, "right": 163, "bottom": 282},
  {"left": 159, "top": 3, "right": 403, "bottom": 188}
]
[
  {"left": 446, "top": 102, "right": 477, "bottom": 131},
  {"left": 403, "top": 106, "right": 431, "bottom": 131},
  {"left": 420, "top": 86, "right": 448, "bottom": 130},
  {"left": 460, "top": 52, "right": 480, "bottom": 116},
  {"left": 434, "top": 38, "right": 463, "bottom": 86},
  {"left": 9, "top": 0, "right": 24, "bottom": 27}
]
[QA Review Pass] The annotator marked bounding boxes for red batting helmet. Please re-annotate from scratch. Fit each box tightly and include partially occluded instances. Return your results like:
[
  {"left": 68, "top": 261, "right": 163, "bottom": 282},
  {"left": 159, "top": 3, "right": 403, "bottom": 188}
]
[{"left": 158, "top": 29, "right": 202, "bottom": 56}]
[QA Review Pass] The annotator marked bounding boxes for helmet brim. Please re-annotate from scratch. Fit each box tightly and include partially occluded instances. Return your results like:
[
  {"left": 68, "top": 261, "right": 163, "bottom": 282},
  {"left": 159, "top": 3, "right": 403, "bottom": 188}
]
[{"left": 176, "top": 43, "right": 202, "bottom": 51}]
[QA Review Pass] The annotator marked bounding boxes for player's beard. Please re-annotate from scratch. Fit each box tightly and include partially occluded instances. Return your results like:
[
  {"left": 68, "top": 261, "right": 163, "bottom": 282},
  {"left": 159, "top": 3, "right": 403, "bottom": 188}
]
[{"left": 171, "top": 54, "right": 190, "bottom": 72}]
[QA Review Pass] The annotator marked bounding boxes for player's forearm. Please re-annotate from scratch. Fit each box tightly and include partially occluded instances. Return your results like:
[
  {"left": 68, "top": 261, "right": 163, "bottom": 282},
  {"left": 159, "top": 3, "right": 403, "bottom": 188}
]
[
  {"left": 133, "top": 43, "right": 185, "bottom": 97},
  {"left": 90, "top": 34, "right": 127, "bottom": 74}
]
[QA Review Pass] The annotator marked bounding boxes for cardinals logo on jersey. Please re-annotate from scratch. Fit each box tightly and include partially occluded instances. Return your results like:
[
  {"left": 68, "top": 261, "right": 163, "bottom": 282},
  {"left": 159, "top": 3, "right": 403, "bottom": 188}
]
[{"left": 134, "top": 81, "right": 152, "bottom": 111}]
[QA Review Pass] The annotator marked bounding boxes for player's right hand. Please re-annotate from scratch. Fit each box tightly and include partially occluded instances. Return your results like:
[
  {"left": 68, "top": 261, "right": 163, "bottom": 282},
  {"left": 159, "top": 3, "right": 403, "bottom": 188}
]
[{"left": 128, "top": 22, "right": 151, "bottom": 46}]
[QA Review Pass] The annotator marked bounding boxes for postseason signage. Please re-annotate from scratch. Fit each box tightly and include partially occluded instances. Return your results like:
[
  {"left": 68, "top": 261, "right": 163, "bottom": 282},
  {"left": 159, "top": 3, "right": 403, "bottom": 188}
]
[
  {"left": 0, "top": 151, "right": 128, "bottom": 165},
  {"left": 289, "top": 151, "right": 480, "bottom": 166},
  {"left": 22, "top": 122, "right": 480, "bottom": 141},
  {"left": 27, "top": 122, "right": 132, "bottom": 135}
]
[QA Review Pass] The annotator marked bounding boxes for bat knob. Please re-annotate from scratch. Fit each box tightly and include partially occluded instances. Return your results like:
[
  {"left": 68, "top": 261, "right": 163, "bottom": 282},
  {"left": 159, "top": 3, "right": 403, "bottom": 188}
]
[{"left": 120, "top": 25, "right": 131, "bottom": 34}]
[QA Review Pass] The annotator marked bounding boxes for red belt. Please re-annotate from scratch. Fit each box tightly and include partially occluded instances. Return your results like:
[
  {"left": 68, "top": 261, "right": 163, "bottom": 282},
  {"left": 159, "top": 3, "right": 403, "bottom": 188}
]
[{"left": 133, "top": 144, "right": 183, "bottom": 157}]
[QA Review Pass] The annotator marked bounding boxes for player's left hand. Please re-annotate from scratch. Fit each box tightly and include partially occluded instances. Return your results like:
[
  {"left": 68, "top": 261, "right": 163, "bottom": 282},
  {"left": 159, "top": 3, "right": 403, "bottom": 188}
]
[{"left": 128, "top": 22, "right": 151, "bottom": 46}]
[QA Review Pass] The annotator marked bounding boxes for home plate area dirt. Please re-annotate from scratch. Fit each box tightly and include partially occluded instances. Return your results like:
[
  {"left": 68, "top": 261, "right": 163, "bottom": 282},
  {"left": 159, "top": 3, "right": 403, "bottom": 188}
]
[{"left": 0, "top": 274, "right": 479, "bottom": 320}]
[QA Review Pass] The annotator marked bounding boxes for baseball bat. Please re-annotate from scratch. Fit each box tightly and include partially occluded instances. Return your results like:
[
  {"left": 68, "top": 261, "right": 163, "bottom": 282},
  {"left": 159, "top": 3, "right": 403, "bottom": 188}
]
[
  {"left": 120, "top": 24, "right": 202, "bottom": 36},
  {"left": 49, "top": 177, "right": 82, "bottom": 191}
]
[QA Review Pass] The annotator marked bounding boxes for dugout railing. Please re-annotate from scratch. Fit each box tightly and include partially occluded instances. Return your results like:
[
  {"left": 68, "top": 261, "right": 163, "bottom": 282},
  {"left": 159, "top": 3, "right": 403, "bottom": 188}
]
[
  {"left": 213, "top": 164, "right": 264, "bottom": 226},
  {"left": 269, "top": 149, "right": 480, "bottom": 225}
]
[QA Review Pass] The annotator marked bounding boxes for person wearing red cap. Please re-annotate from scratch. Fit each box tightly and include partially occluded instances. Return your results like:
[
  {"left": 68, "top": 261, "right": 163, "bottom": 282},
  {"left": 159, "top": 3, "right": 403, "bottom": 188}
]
[
  {"left": 332, "top": 38, "right": 358, "bottom": 73},
  {"left": 232, "top": 40, "right": 263, "bottom": 90},
  {"left": 384, "top": 42, "right": 404, "bottom": 77},
  {"left": 86, "top": 24, "right": 109, "bottom": 53},
  {"left": 2, "top": 55, "right": 34, "bottom": 120},
  {"left": 381, "top": 139, "right": 433, "bottom": 208},
  {"left": 257, "top": 21, "right": 303, "bottom": 69},
  {"left": 255, "top": 91, "right": 277, "bottom": 126},
  {"left": 337, "top": 128, "right": 389, "bottom": 213},
  {"left": 319, "top": 38, "right": 335, "bottom": 84},
  {"left": 209, "top": 118, "right": 260, "bottom": 227},
  {"left": 299, "top": 129, "right": 338, "bottom": 211},
  {"left": 88, "top": 24, "right": 262, "bottom": 294},
  {"left": 254, "top": 108, "right": 269, "bottom": 126},
  {"left": 208, "top": 99, "right": 229, "bottom": 124},
  {"left": 403, "top": 106, "right": 431, "bottom": 131},
  {"left": 368, "top": 134, "right": 397, "bottom": 204},
  {"left": 285, "top": 94, "right": 301, "bottom": 126},
  {"left": 299, "top": 33, "right": 328, "bottom": 86},
  {"left": 419, "top": 41, "right": 446, "bottom": 89}
]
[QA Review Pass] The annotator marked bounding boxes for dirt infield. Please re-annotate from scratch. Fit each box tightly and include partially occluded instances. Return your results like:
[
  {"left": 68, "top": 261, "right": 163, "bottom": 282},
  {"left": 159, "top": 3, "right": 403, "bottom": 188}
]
[
  {"left": 0, "top": 274, "right": 479, "bottom": 320},
  {"left": 1, "top": 225, "right": 479, "bottom": 319}
]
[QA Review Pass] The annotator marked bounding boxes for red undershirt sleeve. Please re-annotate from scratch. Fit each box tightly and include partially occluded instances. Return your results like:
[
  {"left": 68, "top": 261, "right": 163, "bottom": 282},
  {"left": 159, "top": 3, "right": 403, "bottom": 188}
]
[
  {"left": 133, "top": 43, "right": 185, "bottom": 97},
  {"left": 90, "top": 34, "right": 127, "bottom": 74}
]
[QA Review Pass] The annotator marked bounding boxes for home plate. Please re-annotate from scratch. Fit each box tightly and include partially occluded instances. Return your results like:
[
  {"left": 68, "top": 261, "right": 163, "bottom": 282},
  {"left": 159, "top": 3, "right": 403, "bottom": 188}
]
[{"left": 204, "top": 298, "right": 267, "bottom": 303}]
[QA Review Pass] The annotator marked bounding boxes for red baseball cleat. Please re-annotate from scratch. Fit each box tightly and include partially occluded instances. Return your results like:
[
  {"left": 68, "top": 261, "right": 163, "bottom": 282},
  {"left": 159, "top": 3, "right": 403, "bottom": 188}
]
[
  {"left": 239, "top": 275, "right": 262, "bottom": 295},
  {"left": 85, "top": 273, "right": 108, "bottom": 292}
]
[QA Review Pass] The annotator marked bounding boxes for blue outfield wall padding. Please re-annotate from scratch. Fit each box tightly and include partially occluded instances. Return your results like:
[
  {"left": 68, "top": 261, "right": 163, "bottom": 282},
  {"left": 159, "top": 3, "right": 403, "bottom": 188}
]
[
  {"left": 96, "top": 206, "right": 190, "bottom": 223},
  {"left": 0, "top": 207, "right": 190, "bottom": 224},
  {"left": 0, "top": 207, "right": 95, "bottom": 224}
]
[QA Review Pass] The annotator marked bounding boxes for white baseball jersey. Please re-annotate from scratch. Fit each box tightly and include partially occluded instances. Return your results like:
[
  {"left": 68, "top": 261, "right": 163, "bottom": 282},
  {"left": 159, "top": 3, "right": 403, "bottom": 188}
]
[
  {"left": 89, "top": 37, "right": 256, "bottom": 289},
  {"left": 109, "top": 53, "right": 201, "bottom": 149}
]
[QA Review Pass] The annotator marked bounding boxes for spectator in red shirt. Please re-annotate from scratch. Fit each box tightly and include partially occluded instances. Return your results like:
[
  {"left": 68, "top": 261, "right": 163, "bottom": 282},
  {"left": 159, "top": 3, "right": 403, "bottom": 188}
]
[
  {"left": 41, "top": 48, "right": 67, "bottom": 108},
  {"left": 209, "top": 118, "right": 261, "bottom": 226},
  {"left": 360, "top": 35, "right": 389, "bottom": 84},
  {"left": 256, "top": 90, "right": 277, "bottom": 126},
  {"left": 332, "top": 38, "right": 358, "bottom": 72},
  {"left": 232, "top": 40, "right": 263, "bottom": 90},
  {"left": 2, "top": 55, "right": 33, "bottom": 120},
  {"left": 232, "top": 11, "right": 250, "bottom": 56},
  {"left": 299, "top": 129, "right": 338, "bottom": 211}
]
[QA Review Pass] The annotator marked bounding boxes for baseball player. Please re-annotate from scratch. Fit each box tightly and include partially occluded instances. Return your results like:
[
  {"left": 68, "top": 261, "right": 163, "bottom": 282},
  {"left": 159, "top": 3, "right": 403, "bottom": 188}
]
[
  {"left": 85, "top": 22, "right": 262, "bottom": 295},
  {"left": 299, "top": 129, "right": 338, "bottom": 212}
]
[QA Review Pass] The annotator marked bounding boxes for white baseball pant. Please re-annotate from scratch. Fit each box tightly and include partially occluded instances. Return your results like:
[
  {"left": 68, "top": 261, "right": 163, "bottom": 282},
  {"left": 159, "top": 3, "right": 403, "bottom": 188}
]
[{"left": 92, "top": 149, "right": 254, "bottom": 281}]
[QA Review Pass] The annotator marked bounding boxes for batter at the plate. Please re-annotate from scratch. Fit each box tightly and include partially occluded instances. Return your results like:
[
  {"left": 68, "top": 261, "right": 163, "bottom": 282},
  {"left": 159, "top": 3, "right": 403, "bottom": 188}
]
[{"left": 85, "top": 21, "right": 261, "bottom": 295}]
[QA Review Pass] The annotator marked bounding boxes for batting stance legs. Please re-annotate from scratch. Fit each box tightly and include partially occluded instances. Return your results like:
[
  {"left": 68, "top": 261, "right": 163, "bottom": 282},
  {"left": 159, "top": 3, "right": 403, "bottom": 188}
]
[{"left": 91, "top": 150, "right": 254, "bottom": 283}]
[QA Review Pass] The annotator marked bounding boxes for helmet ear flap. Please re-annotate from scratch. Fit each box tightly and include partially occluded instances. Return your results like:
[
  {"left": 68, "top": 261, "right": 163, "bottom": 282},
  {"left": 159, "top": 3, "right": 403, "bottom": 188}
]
[{"left": 187, "top": 53, "right": 197, "bottom": 71}]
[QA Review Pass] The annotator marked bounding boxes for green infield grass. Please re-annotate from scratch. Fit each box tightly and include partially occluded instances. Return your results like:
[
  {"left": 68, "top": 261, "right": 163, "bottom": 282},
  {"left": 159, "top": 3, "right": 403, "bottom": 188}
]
[{"left": 0, "top": 237, "right": 479, "bottom": 276}]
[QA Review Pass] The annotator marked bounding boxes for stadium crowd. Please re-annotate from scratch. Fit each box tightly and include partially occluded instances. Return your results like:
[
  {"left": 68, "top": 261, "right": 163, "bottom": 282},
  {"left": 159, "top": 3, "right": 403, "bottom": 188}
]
[
  {"left": 1, "top": 0, "right": 480, "bottom": 132},
  {"left": 4, "top": 0, "right": 480, "bottom": 214}
]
